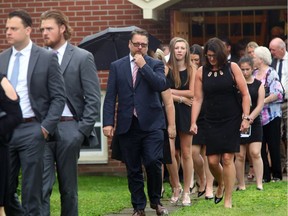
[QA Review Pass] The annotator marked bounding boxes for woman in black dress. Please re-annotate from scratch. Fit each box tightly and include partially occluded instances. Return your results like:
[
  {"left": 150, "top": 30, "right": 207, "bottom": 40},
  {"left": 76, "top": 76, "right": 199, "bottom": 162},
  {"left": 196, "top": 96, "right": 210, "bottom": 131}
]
[
  {"left": 191, "top": 38, "right": 250, "bottom": 208},
  {"left": 235, "top": 56, "right": 265, "bottom": 191},
  {"left": 166, "top": 37, "right": 195, "bottom": 206},
  {"left": 0, "top": 74, "right": 22, "bottom": 216},
  {"left": 190, "top": 44, "right": 214, "bottom": 200}
]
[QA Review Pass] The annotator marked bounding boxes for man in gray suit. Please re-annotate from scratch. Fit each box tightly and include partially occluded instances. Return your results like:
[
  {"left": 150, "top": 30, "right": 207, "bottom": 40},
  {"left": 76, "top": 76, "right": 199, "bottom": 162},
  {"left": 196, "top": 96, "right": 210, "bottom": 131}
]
[
  {"left": 40, "top": 10, "right": 101, "bottom": 216},
  {"left": 0, "top": 10, "right": 66, "bottom": 216}
]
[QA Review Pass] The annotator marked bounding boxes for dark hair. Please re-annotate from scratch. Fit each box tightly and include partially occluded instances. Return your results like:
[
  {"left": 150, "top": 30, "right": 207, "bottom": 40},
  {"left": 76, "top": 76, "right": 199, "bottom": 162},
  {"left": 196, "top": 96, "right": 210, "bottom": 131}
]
[
  {"left": 130, "top": 29, "right": 149, "bottom": 42},
  {"left": 8, "top": 10, "right": 32, "bottom": 27},
  {"left": 238, "top": 55, "right": 254, "bottom": 68},
  {"left": 203, "top": 37, "right": 228, "bottom": 68},
  {"left": 190, "top": 44, "right": 202, "bottom": 56},
  {"left": 40, "top": 9, "right": 72, "bottom": 40}
]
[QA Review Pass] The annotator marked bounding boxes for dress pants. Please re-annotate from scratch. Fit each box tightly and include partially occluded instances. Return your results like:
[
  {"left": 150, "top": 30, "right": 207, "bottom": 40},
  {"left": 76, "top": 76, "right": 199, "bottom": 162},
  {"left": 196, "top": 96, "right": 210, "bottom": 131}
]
[
  {"left": 42, "top": 120, "right": 84, "bottom": 216},
  {"left": 261, "top": 117, "right": 282, "bottom": 181},
  {"left": 118, "top": 116, "right": 164, "bottom": 210},
  {"left": 5, "top": 121, "right": 45, "bottom": 216}
]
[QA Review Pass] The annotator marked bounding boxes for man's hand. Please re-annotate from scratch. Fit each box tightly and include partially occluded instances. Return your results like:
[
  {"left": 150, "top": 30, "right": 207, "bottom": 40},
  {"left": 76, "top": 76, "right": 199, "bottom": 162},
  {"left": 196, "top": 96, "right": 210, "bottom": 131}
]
[{"left": 103, "top": 126, "right": 114, "bottom": 138}]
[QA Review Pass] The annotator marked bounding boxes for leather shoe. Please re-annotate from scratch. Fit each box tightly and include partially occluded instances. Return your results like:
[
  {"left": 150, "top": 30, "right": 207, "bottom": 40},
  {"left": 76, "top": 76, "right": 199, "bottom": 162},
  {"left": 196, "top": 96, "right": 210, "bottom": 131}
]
[
  {"left": 214, "top": 195, "right": 223, "bottom": 204},
  {"left": 150, "top": 203, "right": 169, "bottom": 216},
  {"left": 197, "top": 188, "right": 206, "bottom": 197},
  {"left": 132, "top": 209, "right": 145, "bottom": 216}
]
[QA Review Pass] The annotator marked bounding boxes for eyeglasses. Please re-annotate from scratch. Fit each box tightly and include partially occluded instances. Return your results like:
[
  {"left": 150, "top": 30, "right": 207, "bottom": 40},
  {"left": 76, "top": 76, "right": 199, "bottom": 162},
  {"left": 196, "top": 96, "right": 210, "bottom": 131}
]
[
  {"left": 205, "top": 54, "right": 216, "bottom": 59},
  {"left": 130, "top": 41, "right": 148, "bottom": 48}
]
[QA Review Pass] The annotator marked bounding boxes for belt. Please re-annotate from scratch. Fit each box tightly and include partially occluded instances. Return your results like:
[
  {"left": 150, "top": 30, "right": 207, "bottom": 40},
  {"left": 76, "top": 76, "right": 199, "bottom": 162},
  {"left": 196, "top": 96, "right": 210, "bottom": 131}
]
[
  {"left": 22, "top": 117, "right": 37, "bottom": 123},
  {"left": 60, "top": 116, "right": 75, "bottom": 122}
]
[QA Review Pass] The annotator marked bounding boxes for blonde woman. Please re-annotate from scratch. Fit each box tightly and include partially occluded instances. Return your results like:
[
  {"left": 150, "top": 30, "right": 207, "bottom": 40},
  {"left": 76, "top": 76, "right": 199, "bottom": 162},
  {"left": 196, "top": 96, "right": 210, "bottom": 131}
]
[{"left": 166, "top": 37, "right": 195, "bottom": 206}]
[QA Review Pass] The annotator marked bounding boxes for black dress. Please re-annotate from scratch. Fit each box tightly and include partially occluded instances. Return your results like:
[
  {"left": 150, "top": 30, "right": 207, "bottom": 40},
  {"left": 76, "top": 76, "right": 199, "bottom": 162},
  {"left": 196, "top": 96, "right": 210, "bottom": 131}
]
[
  {"left": 202, "top": 64, "right": 242, "bottom": 155},
  {"left": 167, "top": 69, "right": 191, "bottom": 133},
  {"left": 167, "top": 69, "right": 191, "bottom": 150},
  {"left": 0, "top": 74, "right": 22, "bottom": 206},
  {"left": 240, "top": 79, "right": 262, "bottom": 144}
]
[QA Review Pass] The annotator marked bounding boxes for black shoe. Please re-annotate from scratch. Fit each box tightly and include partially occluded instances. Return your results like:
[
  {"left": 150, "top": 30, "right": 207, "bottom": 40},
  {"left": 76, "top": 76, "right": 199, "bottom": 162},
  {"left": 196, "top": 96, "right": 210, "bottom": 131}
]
[
  {"left": 256, "top": 187, "right": 263, "bottom": 191},
  {"left": 150, "top": 203, "right": 168, "bottom": 216},
  {"left": 132, "top": 209, "right": 145, "bottom": 216},
  {"left": 214, "top": 195, "right": 223, "bottom": 204},
  {"left": 262, "top": 179, "right": 271, "bottom": 183},
  {"left": 198, "top": 189, "right": 206, "bottom": 197},
  {"left": 271, "top": 177, "right": 281, "bottom": 182},
  {"left": 236, "top": 187, "right": 245, "bottom": 191},
  {"left": 205, "top": 195, "right": 214, "bottom": 200}
]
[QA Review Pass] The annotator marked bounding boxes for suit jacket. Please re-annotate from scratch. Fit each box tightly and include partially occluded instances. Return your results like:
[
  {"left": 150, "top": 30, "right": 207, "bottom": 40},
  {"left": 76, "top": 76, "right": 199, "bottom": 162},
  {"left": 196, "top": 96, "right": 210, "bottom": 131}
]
[
  {"left": 103, "top": 55, "right": 167, "bottom": 135},
  {"left": 0, "top": 44, "right": 66, "bottom": 135},
  {"left": 61, "top": 43, "right": 101, "bottom": 146}
]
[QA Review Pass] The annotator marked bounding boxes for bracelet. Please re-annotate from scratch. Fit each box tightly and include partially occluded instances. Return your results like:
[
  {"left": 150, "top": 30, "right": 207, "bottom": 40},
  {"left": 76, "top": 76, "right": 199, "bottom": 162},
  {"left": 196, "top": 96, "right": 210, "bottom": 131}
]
[
  {"left": 178, "top": 96, "right": 183, "bottom": 103},
  {"left": 242, "top": 115, "right": 251, "bottom": 121}
]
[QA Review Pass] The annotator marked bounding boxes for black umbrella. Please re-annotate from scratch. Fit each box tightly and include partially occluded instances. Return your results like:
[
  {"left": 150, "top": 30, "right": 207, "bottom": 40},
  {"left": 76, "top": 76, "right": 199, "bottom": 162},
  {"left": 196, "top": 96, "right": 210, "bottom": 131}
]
[{"left": 78, "top": 26, "right": 161, "bottom": 70}]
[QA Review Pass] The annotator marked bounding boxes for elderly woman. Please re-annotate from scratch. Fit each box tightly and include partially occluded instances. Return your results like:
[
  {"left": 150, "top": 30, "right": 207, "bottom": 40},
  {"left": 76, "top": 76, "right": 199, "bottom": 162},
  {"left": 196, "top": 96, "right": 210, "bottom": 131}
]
[
  {"left": 190, "top": 37, "right": 250, "bottom": 208},
  {"left": 253, "top": 46, "right": 284, "bottom": 182},
  {"left": 0, "top": 74, "right": 22, "bottom": 216}
]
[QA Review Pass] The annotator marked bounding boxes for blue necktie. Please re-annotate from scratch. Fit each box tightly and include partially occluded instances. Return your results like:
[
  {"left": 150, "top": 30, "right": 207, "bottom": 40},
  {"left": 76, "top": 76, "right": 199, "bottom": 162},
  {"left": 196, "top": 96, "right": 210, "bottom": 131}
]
[{"left": 10, "top": 52, "right": 21, "bottom": 89}]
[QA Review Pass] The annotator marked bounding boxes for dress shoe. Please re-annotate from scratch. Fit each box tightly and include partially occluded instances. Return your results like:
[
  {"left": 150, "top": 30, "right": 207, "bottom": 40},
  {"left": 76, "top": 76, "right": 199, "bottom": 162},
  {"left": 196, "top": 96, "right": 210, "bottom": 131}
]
[
  {"left": 214, "top": 188, "right": 224, "bottom": 204},
  {"left": 132, "top": 209, "right": 145, "bottom": 216},
  {"left": 271, "top": 177, "right": 281, "bottom": 182},
  {"left": 170, "top": 187, "right": 183, "bottom": 204},
  {"left": 150, "top": 203, "right": 168, "bottom": 216},
  {"left": 205, "top": 195, "right": 214, "bottom": 200},
  {"left": 214, "top": 195, "right": 223, "bottom": 204},
  {"left": 256, "top": 187, "right": 263, "bottom": 191},
  {"left": 262, "top": 178, "right": 271, "bottom": 183},
  {"left": 182, "top": 192, "right": 191, "bottom": 206},
  {"left": 236, "top": 187, "right": 246, "bottom": 191},
  {"left": 197, "top": 187, "right": 206, "bottom": 197}
]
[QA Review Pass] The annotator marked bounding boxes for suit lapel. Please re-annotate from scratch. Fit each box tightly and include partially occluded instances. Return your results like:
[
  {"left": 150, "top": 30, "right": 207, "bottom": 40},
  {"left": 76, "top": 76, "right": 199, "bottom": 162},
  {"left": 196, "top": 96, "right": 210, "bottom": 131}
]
[
  {"left": 1, "top": 49, "right": 12, "bottom": 75},
  {"left": 61, "top": 43, "right": 73, "bottom": 74},
  {"left": 27, "top": 44, "right": 39, "bottom": 88}
]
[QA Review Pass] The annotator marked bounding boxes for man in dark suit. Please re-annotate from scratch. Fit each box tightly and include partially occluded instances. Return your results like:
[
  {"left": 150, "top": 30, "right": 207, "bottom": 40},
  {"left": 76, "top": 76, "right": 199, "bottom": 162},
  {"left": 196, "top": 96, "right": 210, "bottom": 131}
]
[
  {"left": 0, "top": 10, "right": 66, "bottom": 216},
  {"left": 103, "top": 29, "right": 168, "bottom": 216},
  {"left": 40, "top": 10, "right": 101, "bottom": 216}
]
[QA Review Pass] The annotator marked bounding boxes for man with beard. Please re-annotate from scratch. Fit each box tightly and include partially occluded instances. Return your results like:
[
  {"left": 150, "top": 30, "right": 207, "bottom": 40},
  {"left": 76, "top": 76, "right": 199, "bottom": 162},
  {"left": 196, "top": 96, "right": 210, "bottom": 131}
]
[{"left": 40, "top": 10, "right": 101, "bottom": 216}]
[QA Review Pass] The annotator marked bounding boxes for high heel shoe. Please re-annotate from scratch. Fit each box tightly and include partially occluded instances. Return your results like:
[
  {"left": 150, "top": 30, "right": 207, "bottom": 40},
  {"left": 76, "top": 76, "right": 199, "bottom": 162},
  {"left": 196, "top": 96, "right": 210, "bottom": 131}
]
[
  {"left": 214, "top": 187, "right": 224, "bottom": 204},
  {"left": 182, "top": 193, "right": 191, "bottom": 206},
  {"left": 197, "top": 186, "right": 206, "bottom": 197},
  {"left": 170, "top": 187, "right": 183, "bottom": 204}
]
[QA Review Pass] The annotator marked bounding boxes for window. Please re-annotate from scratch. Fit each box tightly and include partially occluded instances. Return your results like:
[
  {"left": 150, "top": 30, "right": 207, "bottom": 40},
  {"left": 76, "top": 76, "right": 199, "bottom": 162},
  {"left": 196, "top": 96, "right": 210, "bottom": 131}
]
[{"left": 78, "top": 91, "right": 108, "bottom": 164}]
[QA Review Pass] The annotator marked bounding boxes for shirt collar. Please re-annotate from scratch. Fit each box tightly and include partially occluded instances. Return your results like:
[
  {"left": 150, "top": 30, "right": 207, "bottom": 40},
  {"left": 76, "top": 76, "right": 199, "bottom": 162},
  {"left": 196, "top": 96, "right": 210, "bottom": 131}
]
[{"left": 12, "top": 40, "right": 32, "bottom": 56}]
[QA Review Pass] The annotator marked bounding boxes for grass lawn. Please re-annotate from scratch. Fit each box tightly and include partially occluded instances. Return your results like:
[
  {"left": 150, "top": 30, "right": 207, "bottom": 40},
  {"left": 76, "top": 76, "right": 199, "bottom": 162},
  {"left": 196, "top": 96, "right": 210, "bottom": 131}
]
[{"left": 50, "top": 175, "right": 288, "bottom": 216}]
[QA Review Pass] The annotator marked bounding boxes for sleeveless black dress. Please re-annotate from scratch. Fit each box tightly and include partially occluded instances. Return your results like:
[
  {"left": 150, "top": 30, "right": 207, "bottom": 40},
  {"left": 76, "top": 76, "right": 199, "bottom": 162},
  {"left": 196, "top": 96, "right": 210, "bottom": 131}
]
[
  {"left": 202, "top": 64, "right": 242, "bottom": 155},
  {"left": 167, "top": 69, "right": 191, "bottom": 133},
  {"left": 240, "top": 79, "right": 262, "bottom": 144}
]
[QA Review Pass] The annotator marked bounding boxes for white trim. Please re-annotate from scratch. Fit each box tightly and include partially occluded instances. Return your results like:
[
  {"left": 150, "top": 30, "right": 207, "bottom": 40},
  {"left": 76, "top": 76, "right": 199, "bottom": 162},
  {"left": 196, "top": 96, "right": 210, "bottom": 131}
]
[{"left": 78, "top": 91, "right": 108, "bottom": 164}]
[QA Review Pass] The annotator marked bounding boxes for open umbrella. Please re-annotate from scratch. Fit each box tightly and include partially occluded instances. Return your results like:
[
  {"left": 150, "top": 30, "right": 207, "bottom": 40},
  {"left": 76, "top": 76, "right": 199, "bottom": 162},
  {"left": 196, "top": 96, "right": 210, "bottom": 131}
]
[{"left": 78, "top": 26, "right": 161, "bottom": 70}]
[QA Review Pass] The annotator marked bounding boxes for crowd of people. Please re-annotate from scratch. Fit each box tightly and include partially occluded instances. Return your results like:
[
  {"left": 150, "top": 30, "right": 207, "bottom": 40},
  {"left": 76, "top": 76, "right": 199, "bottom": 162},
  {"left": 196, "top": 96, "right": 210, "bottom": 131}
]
[{"left": 0, "top": 7, "right": 287, "bottom": 216}]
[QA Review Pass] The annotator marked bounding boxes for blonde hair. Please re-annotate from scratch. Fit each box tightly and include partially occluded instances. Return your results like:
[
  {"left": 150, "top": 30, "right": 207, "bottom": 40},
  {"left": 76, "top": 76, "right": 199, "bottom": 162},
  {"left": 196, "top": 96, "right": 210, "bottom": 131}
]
[
  {"left": 154, "top": 48, "right": 166, "bottom": 64},
  {"left": 167, "top": 37, "right": 192, "bottom": 88}
]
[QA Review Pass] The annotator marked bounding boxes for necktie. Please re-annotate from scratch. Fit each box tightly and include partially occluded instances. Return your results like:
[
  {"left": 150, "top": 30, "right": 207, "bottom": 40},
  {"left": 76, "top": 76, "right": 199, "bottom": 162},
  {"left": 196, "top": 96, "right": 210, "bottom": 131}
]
[
  {"left": 10, "top": 52, "right": 21, "bottom": 89},
  {"left": 278, "top": 59, "right": 283, "bottom": 82},
  {"left": 132, "top": 63, "right": 138, "bottom": 116},
  {"left": 132, "top": 63, "right": 138, "bottom": 87}
]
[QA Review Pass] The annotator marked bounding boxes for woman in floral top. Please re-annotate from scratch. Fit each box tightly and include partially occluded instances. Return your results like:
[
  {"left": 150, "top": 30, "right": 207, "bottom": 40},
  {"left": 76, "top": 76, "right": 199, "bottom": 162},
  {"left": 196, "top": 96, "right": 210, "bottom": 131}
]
[{"left": 253, "top": 46, "right": 284, "bottom": 182}]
